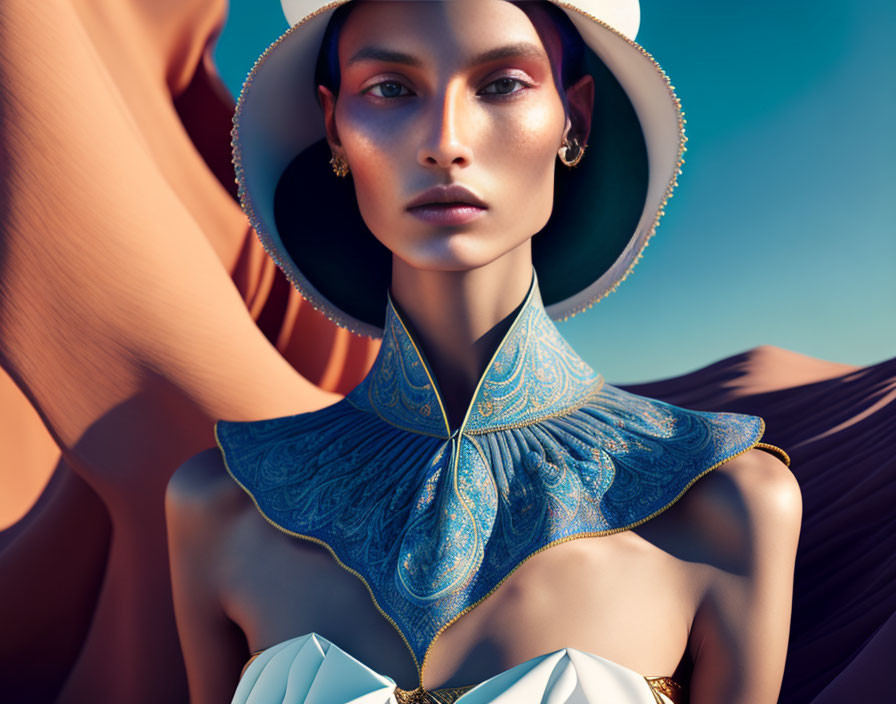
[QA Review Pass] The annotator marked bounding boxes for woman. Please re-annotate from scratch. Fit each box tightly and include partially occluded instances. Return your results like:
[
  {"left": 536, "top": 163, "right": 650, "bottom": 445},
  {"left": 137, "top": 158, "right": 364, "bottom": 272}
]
[{"left": 166, "top": 1, "right": 801, "bottom": 702}]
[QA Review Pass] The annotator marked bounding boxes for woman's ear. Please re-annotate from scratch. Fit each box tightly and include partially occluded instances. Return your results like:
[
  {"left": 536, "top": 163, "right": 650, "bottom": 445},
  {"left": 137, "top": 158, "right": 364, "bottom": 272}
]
[
  {"left": 563, "top": 74, "right": 595, "bottom": 146},
  {"left": 317, "top": 85, "right": 343, "bottom": 151}
]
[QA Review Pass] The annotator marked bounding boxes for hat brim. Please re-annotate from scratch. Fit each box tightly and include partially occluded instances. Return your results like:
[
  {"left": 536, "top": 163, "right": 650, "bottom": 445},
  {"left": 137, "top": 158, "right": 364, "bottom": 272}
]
[{"left": 232, "top": 0, "right": 686, "bottom": 338}]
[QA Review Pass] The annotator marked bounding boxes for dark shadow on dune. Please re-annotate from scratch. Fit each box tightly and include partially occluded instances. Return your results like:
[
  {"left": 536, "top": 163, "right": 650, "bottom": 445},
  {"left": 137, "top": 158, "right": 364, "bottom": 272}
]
[
  {"left": 0, "top": 462, "right": 111, "bottom": 703},
  {"left": 622, "top": 349, "right": 896, "bottom": 704},
  {"left": 1, "top": 371, "right": 208, "bottom": 703}
]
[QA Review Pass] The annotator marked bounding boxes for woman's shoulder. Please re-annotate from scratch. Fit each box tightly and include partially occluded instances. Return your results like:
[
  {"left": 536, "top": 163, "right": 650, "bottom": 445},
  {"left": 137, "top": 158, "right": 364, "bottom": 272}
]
[
  {"left": 694, "top": 447, "right": 801, "bottom": 535},
  {"left": 165, "top": 446, "right": 249, "bottom": 539},
  {"left": 676, "top": 447, "right": 802, "bottom": 576},
  {"left": 677, "top": 451, "right": 802, "bottom": 698}
]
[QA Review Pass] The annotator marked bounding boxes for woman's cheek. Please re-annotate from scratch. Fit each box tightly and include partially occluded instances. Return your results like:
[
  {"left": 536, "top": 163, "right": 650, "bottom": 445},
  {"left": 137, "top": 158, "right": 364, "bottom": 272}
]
[
  {"left": 491, "top": 105, "right": 563, "bottom": 218},
  {"left": 337, "top": 100, "right": 407, "bottom": 170},
  {"left": 515, "top": 102, "right": 564, "bottom": 161},
  {"left": 352, "top": 168, "right": 396, "bottom": 237},
  {"left": 336, "top": 121, "right": 401, "bottom": 228},
  {"left": 483, "top": 102, "right": 562, "bottom": 176}
]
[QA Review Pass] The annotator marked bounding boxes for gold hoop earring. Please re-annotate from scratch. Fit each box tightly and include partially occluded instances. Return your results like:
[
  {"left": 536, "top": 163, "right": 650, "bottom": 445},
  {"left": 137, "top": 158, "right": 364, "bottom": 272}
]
[
  {"left": 559, "top": 137, "right": 586, "bottom": 168},
  {"left": 329, "top": 153, "right": 350, "bottom": 178}
]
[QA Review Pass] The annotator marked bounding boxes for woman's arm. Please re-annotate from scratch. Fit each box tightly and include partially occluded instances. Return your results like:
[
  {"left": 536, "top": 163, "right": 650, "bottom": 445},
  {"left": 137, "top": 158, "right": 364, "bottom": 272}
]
[
  {"left": 166, "top": 447, "right": 249, "bottom": 704},
  {"left": 687, "top": 448, "right": 802, "bottom": 704}
]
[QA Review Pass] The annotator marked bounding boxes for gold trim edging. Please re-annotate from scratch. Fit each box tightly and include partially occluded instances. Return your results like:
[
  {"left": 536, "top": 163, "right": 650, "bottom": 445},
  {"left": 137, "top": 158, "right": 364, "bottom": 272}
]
[
  {"left": 645, "top": 675, "right": 685, "bottom": 704},
  {"left": 214, "top": 420, "right": 424, "bottom": 675},
  {"left": 394, "top": 684, "right": 477, "bottom": 704},
  {"left": 753, "top": 441, "right": 791, "bottom": 467},
  {"left": 416, "top": 417, "right": 772, "bottom": 678}
]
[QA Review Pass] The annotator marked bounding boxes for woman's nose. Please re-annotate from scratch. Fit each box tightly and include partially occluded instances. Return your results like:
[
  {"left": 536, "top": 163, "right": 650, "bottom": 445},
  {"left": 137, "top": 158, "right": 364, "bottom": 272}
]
[{"left": 417, "top": 83, "right": 474, "bottom": 170}]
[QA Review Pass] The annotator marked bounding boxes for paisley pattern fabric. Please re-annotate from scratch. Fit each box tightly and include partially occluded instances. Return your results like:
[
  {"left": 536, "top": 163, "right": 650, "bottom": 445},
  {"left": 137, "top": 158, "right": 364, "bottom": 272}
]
[
  {"left": 216, "top": 269, "right": 788, "bottom": 671},
  {"left": 347, "top": 275, "right": 603, "bottom": 438},
  {"left": 232, "top": 633, "right": 680, "bottom": 704}
]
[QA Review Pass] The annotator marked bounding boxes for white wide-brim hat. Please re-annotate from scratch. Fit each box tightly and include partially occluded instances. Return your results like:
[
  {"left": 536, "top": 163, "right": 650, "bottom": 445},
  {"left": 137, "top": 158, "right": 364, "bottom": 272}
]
[{"left": 232, "top": 0, "right": 686, "bottom": 338}]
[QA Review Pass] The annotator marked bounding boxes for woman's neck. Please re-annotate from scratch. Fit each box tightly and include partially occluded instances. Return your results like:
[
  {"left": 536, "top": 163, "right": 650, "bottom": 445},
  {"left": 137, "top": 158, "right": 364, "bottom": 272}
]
[{"left": 389, "top": 241, "right": 534, "bottom": 430}]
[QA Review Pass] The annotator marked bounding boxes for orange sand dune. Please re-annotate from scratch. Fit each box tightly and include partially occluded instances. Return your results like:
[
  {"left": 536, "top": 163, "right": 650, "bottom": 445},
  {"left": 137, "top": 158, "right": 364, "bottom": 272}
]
[{"left": 0, "top": 1, "right": 376, "bottom": 701}]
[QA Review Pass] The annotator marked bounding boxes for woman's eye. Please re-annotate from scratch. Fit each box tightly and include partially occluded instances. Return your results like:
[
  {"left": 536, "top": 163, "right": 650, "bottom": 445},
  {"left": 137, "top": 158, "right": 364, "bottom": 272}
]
[
  {"left": 366, "top": 81, "right": 412, "bottom": 99},
  {"left": 480, "top": 77, "right": 528, "bottom": 96},
  {"left": 364, "top": 77, "right": 528, "bottom": 100}
]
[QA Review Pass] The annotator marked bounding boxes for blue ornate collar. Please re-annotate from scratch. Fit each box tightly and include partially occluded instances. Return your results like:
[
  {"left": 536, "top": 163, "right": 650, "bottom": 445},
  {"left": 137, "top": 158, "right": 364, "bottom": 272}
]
[
  {"left": 346, "top": 270, "right": 603, "bottom": 438},
  {"left": 215, "top": 268, "right": 786, "bottom": 685}
]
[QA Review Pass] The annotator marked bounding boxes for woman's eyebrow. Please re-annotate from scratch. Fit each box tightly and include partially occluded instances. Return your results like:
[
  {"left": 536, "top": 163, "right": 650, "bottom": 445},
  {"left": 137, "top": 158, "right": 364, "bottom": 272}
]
[{"left": 345, "top": 42, "right": 548, "bottom": 70}]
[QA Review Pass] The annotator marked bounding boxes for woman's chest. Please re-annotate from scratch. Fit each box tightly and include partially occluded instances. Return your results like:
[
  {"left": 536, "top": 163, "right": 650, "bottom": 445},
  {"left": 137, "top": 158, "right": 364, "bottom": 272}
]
[{"left": 220, "top": 507, "right": 709, "bottom": 691}]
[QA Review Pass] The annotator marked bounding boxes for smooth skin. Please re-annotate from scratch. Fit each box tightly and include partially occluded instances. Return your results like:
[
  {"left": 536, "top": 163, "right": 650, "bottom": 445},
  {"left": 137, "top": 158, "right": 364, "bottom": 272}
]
[{"left": 166, "top": 2, "right": 802, "bottom": 702}]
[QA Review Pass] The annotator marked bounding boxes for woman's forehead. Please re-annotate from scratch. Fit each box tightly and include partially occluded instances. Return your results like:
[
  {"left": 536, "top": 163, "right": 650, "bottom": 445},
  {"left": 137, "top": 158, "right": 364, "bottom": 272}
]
[{"left": 338, "top": 0, "right": 559, "bottom": 68}]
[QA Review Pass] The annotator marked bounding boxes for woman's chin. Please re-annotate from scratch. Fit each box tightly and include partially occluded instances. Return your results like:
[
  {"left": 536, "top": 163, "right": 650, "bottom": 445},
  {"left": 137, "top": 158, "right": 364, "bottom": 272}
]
[{"left": 396, "top": 234, "right": 516, "bottom": 272}]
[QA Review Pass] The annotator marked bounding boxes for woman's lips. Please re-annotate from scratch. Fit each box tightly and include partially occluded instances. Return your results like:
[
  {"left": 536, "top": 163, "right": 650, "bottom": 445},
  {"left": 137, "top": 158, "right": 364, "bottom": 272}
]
[{"left": 406, "top": 203, "right": 487, "bottom": 226}]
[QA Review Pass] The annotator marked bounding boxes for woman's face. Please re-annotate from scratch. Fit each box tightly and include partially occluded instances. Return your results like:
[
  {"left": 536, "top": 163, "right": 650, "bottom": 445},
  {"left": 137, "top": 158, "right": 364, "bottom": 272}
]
[{"left": 318, "top": 0, "right": 582, "bottom": 272}]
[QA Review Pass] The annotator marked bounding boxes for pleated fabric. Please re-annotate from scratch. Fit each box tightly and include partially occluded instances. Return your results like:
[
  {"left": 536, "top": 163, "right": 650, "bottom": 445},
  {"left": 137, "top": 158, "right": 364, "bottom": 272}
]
[{"left": 233, "top": 633, "right": 675, "bottom": 704}]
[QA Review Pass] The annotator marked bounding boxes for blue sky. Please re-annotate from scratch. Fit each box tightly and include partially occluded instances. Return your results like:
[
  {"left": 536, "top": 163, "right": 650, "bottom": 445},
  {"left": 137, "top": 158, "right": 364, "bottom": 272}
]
[{"left": 215, "top": 0, "right": 895, "bottom": 384}]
